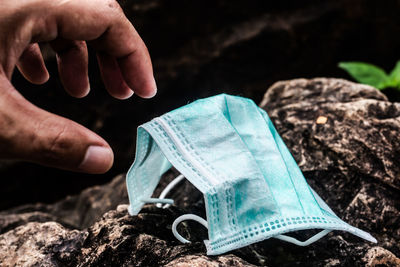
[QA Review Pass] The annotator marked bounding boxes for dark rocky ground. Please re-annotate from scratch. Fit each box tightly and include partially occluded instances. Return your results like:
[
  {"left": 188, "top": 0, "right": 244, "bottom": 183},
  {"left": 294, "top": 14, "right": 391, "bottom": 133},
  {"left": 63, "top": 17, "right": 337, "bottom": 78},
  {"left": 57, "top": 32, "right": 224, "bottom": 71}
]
[
  {"left": 1, "top": 0, "right": 400, "bottom": 266},
  {"left": 1, "top": 0, "right": 400, "bottom": 209},
  {"left": 0, "top": 78, "right": 399, "bottom": 266}
]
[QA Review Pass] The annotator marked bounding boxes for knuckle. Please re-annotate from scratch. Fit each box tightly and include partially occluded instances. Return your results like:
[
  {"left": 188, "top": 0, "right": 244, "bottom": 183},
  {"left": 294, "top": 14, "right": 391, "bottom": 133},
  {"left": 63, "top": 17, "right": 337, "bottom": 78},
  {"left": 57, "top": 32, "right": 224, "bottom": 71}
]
[
  {"left": 105, "top": 0, "right": 121, "bottom": 10},
  {"left": 70, "top": 41, "right": 86, "bottom": 51},
  {"left": 104, "top": 0, "right": 125, "bottom": 21},
  {"left": 24, "top": 44, "right": 38, "bottom": 54},
  {"left": 95, "top": 0, "right": 122, "bottom": 16},
  {"left": 55, "top": 40, "right": 86, "bottom": 56}
]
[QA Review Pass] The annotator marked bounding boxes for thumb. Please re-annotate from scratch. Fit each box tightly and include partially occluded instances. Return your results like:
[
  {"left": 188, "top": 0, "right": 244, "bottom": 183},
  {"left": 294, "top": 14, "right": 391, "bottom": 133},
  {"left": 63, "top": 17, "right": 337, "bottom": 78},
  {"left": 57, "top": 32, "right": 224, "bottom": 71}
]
[
  {"left": 0, "top": 78, "right": 113, "bottom": 174},
  {"left": 28, "top": 112, "right": 114, "bottom": 174}
]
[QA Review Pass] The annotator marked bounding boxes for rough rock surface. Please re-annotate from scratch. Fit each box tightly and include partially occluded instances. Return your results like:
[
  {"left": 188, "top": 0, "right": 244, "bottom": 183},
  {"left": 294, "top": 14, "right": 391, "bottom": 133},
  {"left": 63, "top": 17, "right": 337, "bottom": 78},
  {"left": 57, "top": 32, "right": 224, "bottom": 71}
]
[
  {"left": 3, "top": 0, "right": 400, "bottom": 210},
  {"left": 0, "top": 174, "right": 128, "bottom": 232},
  {"left": 0, "top": 78, "right": 399, "bottom": 266}
]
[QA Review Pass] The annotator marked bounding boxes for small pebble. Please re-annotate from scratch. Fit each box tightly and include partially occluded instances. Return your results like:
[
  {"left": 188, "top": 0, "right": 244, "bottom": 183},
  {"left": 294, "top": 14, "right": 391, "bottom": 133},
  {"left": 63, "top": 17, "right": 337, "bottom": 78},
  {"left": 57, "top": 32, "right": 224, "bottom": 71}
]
[{"left": 316, "top": 116, "right": 328, "bottom": 124}]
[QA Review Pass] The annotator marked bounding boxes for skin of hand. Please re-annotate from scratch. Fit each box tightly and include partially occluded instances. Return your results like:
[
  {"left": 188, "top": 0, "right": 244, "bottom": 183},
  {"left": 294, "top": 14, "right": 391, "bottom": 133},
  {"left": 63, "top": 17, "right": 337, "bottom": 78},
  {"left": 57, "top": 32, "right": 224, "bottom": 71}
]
[{"left": 0, "top": 0, "right": 157, "bottom": 174}]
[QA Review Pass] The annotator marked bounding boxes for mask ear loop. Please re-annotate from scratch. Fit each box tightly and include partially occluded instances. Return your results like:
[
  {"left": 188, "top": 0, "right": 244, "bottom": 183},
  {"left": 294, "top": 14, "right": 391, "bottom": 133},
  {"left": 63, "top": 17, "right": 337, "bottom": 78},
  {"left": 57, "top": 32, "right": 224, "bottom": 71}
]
[
  {"left": 140, "top": 174, "right": 185, "bottom": 207},
  {"left": 172, "top": 214, "right": 208, "bottom": 243},
  {"left": 141, "top": 173, "right": 330, "bottom": 246},
  {"left": 274, "top": 229, "right": 331, "bottom": 246},
  {"left": 141, "top": 173, "right": 209, "bottom": 244},
  {"left": 156, "top": 174, "right": 185, "bottom": 208}
]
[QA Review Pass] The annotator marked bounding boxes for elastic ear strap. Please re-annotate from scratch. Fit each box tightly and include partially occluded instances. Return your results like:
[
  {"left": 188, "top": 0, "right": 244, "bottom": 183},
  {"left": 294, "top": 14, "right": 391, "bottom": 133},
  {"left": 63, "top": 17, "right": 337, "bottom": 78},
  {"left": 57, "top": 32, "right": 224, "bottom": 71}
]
[
  {"left": 274, "top": 229, "right": 331, "bottom": 246},
  {"left": 142, "top": 174, "right": 210, "bottom": 244},
  {"left": 141, "top": 198, "right": 174, "bottom": 205},
  {"left": 172, "top": 214, "right": 208, "bottom": 243},
  {"left": 157, "top": 174, "right": 185, "bottom": 208},
  {"left": 141, "top": 174, "right": 185, "bottom": 207}
]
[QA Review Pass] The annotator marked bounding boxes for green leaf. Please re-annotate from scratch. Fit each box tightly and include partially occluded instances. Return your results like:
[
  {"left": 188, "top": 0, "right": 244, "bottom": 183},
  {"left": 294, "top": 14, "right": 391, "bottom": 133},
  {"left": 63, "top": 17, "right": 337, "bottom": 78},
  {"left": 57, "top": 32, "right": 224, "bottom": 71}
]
[
  {"left": 388, "top": 60, "right": 400, "bottom": 88},
  {"left": 338, "top": 62, "right": 389, "bottom": 89}
]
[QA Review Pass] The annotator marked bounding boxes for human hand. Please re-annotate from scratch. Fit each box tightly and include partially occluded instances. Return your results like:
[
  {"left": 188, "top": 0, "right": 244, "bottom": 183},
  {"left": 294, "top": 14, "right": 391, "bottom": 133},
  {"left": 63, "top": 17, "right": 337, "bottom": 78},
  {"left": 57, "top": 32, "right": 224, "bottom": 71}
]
[{"left": 0, "top": 0, "right": 156, "bottom": 173}]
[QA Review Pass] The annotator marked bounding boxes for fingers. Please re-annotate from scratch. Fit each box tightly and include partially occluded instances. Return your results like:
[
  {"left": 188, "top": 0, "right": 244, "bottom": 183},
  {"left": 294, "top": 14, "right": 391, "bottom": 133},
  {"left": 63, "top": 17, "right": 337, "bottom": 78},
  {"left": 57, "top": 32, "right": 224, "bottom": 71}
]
[
  {"left": 97, "top": 53, "right": 133, "bottom": 99},
  {"left": 90, "top": 23, "right": 157, "bottom": 98},
  {"left": 50, "top": 39, "right": 90, "bottom": 98},
  {"left": 117, "top": 41, "right": 157, "bottom": 99},
  {"left": 0, "top": 75, "right": 113, "bottom": 173},
  {"left": 16, "top": 43, "right": 49, "bottom": 85},
  {"left": 31, "top": 0, "right": 157, "bottom": 99}
]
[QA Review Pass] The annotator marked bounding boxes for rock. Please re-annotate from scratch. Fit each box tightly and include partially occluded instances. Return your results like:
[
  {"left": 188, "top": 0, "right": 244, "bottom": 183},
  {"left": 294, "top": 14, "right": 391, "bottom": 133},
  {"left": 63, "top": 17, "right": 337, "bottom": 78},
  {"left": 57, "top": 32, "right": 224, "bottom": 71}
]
[
  {"left": 258, "top": 78, "right": 400, "bottom": 265},
  {"left": 0, "top": 222, "right": 87, "bottom": 267},
  {"left": 0, "top": 174, "right": 129, "bottom": 232},
  {"left": 261, "top": 78, "right": 400, "bottom": 190},
  {"left": 0, "top": 205, "right": 250, "bottom": 266},
  {"left": 165, "top": 255, "right": 256, "bottom": 267},
  {"left": 363, "top": 247, "right": 400, "bottom": 267},
  {"left": 3, "top": 0, "right": 400, "bottom": 211},
  {"left": 0, "top": 78, "right": 399, "bottom": 266}
]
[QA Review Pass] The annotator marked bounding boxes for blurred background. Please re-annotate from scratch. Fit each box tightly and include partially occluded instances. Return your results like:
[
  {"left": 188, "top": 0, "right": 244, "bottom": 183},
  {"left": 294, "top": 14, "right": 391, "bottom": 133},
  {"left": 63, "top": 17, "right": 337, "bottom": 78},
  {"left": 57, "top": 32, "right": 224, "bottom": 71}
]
[{"left": 1, "top": 0, "right": 400, "bottom": 210}]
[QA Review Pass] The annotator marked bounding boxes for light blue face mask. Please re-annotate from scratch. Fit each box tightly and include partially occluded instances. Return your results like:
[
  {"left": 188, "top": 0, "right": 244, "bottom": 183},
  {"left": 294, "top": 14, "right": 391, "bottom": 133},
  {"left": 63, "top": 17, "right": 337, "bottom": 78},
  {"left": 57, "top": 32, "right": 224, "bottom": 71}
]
[{"left": 126, "top": 94, "right": 377, "bottom": 255}]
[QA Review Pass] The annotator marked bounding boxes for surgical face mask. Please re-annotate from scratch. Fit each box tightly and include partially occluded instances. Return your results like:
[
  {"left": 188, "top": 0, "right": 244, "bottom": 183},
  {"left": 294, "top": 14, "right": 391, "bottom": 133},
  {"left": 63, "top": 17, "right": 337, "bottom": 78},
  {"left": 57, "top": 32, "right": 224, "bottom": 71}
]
[{"left": 126, "top": 94, "right": 376, "bottom": 255}]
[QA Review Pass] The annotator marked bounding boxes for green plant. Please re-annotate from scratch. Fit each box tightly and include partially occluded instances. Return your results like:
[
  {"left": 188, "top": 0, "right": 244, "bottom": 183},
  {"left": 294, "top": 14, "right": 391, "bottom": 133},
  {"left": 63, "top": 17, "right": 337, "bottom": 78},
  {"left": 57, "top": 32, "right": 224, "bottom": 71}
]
[{"left": 338, "top": 60, "right": 400, "bottom": 90}]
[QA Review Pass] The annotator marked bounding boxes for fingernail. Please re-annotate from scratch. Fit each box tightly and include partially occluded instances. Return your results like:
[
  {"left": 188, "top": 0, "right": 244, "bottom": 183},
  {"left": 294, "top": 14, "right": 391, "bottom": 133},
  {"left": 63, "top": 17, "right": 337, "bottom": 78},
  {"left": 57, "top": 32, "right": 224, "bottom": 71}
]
[
  {"left": 143, "top": 84, "right": 157, "bottom": 99},
  {"left": 73, "top": 85, "right": 90, "bottom": 98},
  {"left": 81, "top": 85, "right": 91, "bottom": 98},
  {"left": 41, "top": 71, "right": 50, "bottom": 84},
  {"left": 79, "top": 146, "right": 114, "bottom": 174},
  {"left": 83, "top": 85, "right": 91, "bottom": 97},
  {"left": 116, "top": 89, "right": 134, "bottom": 100}
]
